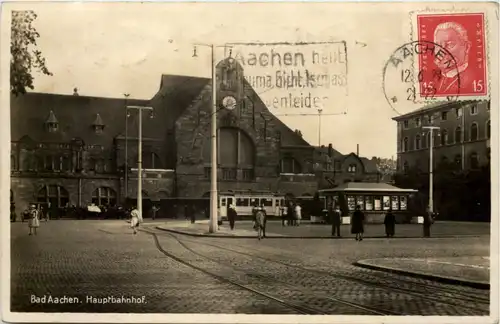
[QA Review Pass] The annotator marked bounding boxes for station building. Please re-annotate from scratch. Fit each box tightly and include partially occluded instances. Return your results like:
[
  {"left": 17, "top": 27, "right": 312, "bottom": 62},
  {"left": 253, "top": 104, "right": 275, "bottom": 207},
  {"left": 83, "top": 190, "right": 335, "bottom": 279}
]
[{"left": 10, "top": 58, "right": 379, "bottom": 217}]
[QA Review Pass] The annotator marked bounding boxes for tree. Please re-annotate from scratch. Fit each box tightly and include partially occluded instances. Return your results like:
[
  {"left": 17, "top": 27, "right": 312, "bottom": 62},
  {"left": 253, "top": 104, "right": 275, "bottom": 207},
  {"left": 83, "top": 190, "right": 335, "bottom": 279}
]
[{"left": 11, "top": 10, "right": 52, "bottom": 96}]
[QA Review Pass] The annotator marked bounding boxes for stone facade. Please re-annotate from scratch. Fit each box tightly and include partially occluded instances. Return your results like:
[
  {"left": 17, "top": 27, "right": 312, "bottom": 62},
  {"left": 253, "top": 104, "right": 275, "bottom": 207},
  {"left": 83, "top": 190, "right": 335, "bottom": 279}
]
[
  {"left": 10, "top": 58, "right": 380, "bottom": 217},
  {"left": 393, "top": 100, "right": 491, "bottom": 172}
]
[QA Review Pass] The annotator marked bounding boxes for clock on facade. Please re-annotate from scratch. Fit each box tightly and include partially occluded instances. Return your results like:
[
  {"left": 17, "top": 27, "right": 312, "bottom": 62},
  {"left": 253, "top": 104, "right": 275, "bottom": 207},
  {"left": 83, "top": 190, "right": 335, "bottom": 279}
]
[{"left": 222, "top": 96, "right": 237, "bottom": 110}]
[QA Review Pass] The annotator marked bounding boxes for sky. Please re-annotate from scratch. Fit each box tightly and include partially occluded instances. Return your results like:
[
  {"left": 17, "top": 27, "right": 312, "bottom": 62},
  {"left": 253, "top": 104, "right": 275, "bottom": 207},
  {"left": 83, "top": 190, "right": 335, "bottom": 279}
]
[{"left": 6, "top": 1, "right": 497, "bottom": 159}]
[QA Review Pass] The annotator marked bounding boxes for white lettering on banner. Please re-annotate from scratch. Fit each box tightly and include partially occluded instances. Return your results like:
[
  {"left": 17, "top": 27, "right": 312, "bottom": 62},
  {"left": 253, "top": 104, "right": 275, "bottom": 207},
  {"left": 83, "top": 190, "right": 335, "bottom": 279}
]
[{"left": 233, "top": 42, "right": 348, "bottom": 114}]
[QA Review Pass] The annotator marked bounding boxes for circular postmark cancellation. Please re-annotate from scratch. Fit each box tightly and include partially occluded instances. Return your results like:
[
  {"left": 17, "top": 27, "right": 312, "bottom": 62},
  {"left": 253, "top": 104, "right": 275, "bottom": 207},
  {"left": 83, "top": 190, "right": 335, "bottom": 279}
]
[{"left": 382, "top": 40, "right": 461, "bottom": 118}]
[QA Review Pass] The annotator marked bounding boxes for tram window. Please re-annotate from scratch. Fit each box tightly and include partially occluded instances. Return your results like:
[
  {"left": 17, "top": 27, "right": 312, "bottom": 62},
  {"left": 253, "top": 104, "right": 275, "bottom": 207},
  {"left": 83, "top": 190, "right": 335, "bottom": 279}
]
[
  {"left": 262, "top": 198, "right": 273, "bottom": 207},
  {"left": 374, "top": 197, "right": 382, "bottom": 210},
  {"left": 391, "top": 196, "right": 399, "bottom": 210},
  {"left": 347, "top": 196, "right": 356, "bottom": 211},
  {"left": 236, "top": 198, "right": 250, "bottom": 206},
  {"left": 400, "top": 196, "right": 408, "bottom": 210},
  {"left": 227, "top": 198, "right": 234, "bottom": 206},
  {"left": 383, "top": 196, "right": 391, "bottom": 210},
  {"left": 221, "top": 198, "right": 227, "bottom": 207}
]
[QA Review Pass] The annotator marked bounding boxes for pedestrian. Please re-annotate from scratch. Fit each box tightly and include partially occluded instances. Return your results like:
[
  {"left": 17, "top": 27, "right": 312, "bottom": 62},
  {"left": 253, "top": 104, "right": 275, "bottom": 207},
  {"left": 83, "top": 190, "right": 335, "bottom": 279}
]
[
  {"left": 281, "top": 205, "right": 287, "bottom": 226},
  {"left": 151, "top": 205, "right": 160, "bottom": 220},
  {"left": 130, "top": 206, "right": 141, "bottom": 234},
  {"left": 28, "top": 204, "right": 40, "bottom": 236},
  {"left": 331, "top": 205, "right": 342, "bottom": 237},
  {"left": 423, "top": 206, "right": 433, "bottom": 238},
  {"left": 384, "top": 208, "right": 396, "bottom": 238},
  {"left": 287, "top": 202, "right": 295, "bottom": 226},
  {"left": 10, "top": 201, "right": 16, "bottom": 222},
  {"left": 351, "top": 205, "right": 365, "bottom": 241},
  {"left": 227, "top": 204, "right": 237, "bottom": 230},
  {"left": 295, "top": 203, "right": 302, "bottom": 226}
]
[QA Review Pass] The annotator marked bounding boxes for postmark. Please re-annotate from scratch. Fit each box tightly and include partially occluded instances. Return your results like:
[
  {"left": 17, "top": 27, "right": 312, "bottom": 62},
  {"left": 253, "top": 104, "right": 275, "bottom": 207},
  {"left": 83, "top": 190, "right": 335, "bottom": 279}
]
[
  {"left": 411, "top": 11, "right": 489, "bottom": 100},
  {"left": 382, "top": 40, "right": 461, "bottom": 117}
]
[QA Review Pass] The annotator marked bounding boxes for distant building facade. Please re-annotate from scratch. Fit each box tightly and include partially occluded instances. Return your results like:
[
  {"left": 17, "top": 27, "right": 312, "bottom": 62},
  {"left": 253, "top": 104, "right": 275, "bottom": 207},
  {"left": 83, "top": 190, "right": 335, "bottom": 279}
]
[
  {"left": 393, "top": 100, "right": 491, "bottom": 173},
  {"left": 10, "top": 58, "right": 380, "bottom": 216}
]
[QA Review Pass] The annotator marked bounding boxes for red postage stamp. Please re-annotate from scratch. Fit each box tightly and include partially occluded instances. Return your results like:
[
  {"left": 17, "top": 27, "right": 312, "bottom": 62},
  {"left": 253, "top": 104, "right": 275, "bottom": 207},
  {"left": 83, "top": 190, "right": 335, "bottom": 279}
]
[{"left": 412, "top": 12, "right": 488, "bottom": 99}]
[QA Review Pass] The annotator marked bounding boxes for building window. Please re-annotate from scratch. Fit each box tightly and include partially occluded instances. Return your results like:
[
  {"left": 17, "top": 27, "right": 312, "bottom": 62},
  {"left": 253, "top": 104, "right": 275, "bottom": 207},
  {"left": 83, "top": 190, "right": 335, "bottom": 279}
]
[
  {"left": 403, "top": 161, "right": 409, "bottom": 174},
  {"left": 334, "top": 160, "right": 341, "bottom": 171},
  {"left": 403, "top": 120, "right": 409, "bottom": 129},
  {"left": 242, "top": 169, "right": 254, "bottom": 181},
  {"left": 470, "top": 104, "right": 478, "bottom": 115},
  {"left": 486, "top": 120, "right": 491, "bottom": 139},
  {"left": 415, "top": 135, "right": 421, "bottom": 150},
  {"left": 415, "top": 117, "right": 421, "bottom": 127},
  {"left": 455, "top": 126, "right": 462, "bottom": 143},
  {"left": 426, "top": 115, "right": 433, "bottom": 124},
  {"left": 37, "top": 185, "right": 69, "bottom": 208},
  {"left": 440, "top": 129, "right": 448, "bottom": 145},
  {"left": 92, "top": 187, "right": 117, "bottom": 206},
  {"left": 441, "top": 111, "right": 448, "bottom": 120},
  {"left": 348, "top": 164, "right": 357, "bottom": 173},
  {"left": 88, "top": 158, "right": 96, "bottom": 171},
  {"left": 280, "top": 157, "right": 302, "bottom": 174},
  {"left": 469, "top": 152, "right": 479, "bottom": 169},
  {"left": 456, "top": 107, "right": 463, "bottom": 117},
  {"left": 204, "top": 167, "right": 211, "bottom": 179},
  {"left": 402, "top": 137, "right": 409, "bottom": 152},
  {"left": 454, "top": 154, "right": 462, "bottom": 167},
  {"left": 62, "top": 156, "right": 71, "bottom": 171},
  {"left": 470, "top": 123, "right": 478, "bottom": 141},
  {"left": 143, "top": 152, "right": 163, "bottom": 169},
  {"left": 222, "top": 168, "right": 237, "bottom": 180}
]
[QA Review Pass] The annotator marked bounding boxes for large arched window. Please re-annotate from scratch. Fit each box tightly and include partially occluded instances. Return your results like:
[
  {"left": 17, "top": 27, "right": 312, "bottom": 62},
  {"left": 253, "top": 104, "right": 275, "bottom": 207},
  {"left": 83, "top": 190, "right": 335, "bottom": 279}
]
[
  {"left": 415, "top": 135, "right": 421, "bottom": 150},
  {"left": 280, "top": 157, "right": 302, "bottom": 174},
  {"left": 469, "top": 152, "right": 479, "bottom": 169},
  {"left": 143, "top": 152, "right": 162, "bottom": 169},
  {"left": 92, "top": 187, "right": 117, "bottom": 206},
  {"left": 455, "top": 126, "right": 462, "bottom": 143},
  {"left": 470, "top": 123, "right": 478, "bottom": 141},
  {"left": 402, "top": 137, "right": 408, "bottom": 152},
  {"left": 440, "top": 129, "right": 448, "bottom": 146},
  {"left": 37, "top": 185, "right": 69, "bottom": 208},
  {"left": 203, "top": 127, "right": 255, "bottom": 180},
  {"left": 486, "top": 120, "right": 491, "bottom": 139}
]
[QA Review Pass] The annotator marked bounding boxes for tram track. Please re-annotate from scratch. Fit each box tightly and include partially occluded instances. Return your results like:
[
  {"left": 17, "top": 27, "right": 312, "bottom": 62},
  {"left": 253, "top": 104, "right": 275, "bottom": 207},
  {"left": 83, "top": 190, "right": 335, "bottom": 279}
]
[
  {"left": 144, "top": 228, "right": 395, "bottom": 315},
  {"left": 159, "top": 231, "right": 489, "bottom": 314}
]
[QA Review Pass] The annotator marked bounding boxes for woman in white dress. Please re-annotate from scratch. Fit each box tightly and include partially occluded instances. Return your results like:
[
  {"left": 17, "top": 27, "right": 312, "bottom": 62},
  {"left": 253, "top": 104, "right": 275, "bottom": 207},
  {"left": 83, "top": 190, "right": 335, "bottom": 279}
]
[
  {"left": 130, "top": 206, "right": 142, "bottom": 234},
  {"left": 28, "top": 204, "right": 40, "bottom": 235}
]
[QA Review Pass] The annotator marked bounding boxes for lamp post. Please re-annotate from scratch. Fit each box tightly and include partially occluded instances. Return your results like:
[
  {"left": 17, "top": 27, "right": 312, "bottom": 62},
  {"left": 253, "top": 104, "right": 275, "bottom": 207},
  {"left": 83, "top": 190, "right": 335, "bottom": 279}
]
[
  {"left": 126, "top": 105, "right": 153, "bottom": 221},
  {"left": 318, "top": 108, "right": 323, "bottom": 146},
  {"left": 423, "top": 126, "right": 440, "bottom": 213},
  {"left": 124, "top": 94, "right": 130, "bottom": 203},
  {"left": 193, "top": 43, "right": 232, "bottom": 233}
]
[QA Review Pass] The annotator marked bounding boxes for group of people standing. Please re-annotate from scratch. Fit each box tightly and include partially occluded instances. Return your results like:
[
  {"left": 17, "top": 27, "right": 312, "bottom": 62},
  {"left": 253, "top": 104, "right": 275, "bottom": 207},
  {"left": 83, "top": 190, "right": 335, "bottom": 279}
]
[{"left": 280, "top": 202, "right": 302, "bottom": 226}]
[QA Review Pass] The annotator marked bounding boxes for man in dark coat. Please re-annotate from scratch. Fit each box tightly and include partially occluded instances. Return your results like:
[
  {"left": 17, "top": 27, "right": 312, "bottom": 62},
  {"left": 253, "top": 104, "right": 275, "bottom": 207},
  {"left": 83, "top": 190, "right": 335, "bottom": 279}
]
[
  {"left": 423, "top": 206, "right": 433, "bottom": 237},
  {"left": 287, "top": 202, "right": 295, "bottom": 226},
  {"left": 330, "top": 205, "right": 342, "bottom": 237},
  {"left": 384, "top": 209, "right": 396, "bottom": 238},
  {"left": 351, "top": 205, "right": 365, "bottom": 241},
  {"left": 227, "top": 204, "right": 237, "bottom": 230}
]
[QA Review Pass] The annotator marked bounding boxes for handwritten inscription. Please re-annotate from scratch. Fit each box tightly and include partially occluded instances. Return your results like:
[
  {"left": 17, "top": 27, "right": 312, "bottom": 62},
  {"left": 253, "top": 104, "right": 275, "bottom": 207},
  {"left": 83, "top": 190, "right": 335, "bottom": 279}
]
[{"left": 233, "top": 43, "right": 348, "bottom": 113}]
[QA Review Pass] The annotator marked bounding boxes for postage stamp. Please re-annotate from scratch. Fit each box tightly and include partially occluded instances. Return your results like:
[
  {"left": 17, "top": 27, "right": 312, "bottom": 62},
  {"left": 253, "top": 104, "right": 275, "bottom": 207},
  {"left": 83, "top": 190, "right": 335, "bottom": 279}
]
[{"left": 410, "top": 11, "right": 489, "bottom": 100}]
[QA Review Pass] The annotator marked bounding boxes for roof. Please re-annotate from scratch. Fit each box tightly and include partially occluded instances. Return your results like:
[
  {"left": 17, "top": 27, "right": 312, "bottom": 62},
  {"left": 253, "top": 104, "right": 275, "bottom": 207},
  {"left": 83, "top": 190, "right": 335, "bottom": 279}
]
[
  {"left": 11, "top": 92, "right": 149, "bottom": 146},
  {"left": 391, "top": 100, "right": 479, "bottom": 121},
  {"left": 318, "top": 182, "right": 418, "bottom": 193}
]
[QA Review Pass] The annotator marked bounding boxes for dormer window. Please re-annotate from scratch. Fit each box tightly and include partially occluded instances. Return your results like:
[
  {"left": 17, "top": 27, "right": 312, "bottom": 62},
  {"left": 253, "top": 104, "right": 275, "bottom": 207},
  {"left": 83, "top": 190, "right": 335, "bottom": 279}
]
[
  {"left": 92, "top": 113, "right": 105, "bottom": 134},
  {"left": 45, "top": 110, "right": 59, "bottom": 133},
  {"left": 348, "top": 164, "right": 357, "bottom": 173}
]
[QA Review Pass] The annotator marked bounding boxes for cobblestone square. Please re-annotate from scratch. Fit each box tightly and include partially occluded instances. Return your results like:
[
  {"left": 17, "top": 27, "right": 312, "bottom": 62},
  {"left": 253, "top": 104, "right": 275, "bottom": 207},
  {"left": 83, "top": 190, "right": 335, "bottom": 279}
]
[{"left": 9, "top": 220, "right": 491, "bottom": 315}]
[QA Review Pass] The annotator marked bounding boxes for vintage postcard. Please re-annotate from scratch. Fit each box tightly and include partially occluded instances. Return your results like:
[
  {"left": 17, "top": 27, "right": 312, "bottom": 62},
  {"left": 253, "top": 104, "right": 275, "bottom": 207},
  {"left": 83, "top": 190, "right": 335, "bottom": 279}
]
[{"left": 1, "top": 1, "right": 498, "bottom": 323}]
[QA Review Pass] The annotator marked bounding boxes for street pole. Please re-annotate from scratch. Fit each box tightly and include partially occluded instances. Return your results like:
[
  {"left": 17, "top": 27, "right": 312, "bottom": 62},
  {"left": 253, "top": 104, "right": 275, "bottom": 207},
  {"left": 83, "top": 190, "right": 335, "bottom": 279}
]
[
  {"left": 124, "top": 94, "right": 129, "bottom": 204},
  {"left": 194, "top": 42, "right": 231, "bottom": 233},
  {"left": 318, "top": 108, "right": 323, "bottom": 146},
  {"left": 127, "top": 105, "right": 153, "bottom": 221},
  {"left": 423, "top": 126, "right": 439, "bottom": 213},
  {"left": 209, "top": 44, "right": 218, "bottom": 233}
]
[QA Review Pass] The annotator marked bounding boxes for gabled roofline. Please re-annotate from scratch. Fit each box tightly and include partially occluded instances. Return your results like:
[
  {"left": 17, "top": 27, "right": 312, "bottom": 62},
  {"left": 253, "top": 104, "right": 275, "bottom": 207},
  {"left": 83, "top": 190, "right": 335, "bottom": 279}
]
[{"left": 391, "top": 100, "right": 480, "bottom": 121}]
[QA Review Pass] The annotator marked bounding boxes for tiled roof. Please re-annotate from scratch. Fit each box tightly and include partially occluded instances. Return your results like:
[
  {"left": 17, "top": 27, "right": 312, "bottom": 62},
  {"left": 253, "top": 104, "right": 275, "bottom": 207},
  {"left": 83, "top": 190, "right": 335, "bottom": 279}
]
[
  {"left": 319, "top": 182, "right": 417, "bottom": 193},
  {"left": 391, "top": 100, "right": 480, "bottom": 121},
  {"left": 11, "top": 92, "right": 149, "bottom": 145}
]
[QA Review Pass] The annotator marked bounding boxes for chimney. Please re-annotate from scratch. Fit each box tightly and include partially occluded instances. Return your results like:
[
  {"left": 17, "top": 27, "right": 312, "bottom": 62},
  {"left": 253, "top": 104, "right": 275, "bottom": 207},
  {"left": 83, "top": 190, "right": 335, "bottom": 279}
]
[
  {"left": 356, "top": 144, "right": 359, "bottom": 156},
  {"left": 328, "top": 143, "right": 333, "bottom": 157}
]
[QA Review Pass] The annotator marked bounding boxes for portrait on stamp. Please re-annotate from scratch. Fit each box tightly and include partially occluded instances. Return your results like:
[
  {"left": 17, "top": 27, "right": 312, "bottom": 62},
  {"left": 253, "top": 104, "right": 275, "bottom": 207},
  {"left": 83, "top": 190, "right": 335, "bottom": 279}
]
[{"left": 415, "top": 13, "right": 488, "bottom": 98}]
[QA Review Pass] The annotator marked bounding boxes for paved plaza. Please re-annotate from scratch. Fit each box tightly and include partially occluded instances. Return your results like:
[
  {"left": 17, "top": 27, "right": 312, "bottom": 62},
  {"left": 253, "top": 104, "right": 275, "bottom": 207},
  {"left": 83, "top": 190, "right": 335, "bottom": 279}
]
[{"left": 10, "top": 220, "right": 491, "bottom": 315}]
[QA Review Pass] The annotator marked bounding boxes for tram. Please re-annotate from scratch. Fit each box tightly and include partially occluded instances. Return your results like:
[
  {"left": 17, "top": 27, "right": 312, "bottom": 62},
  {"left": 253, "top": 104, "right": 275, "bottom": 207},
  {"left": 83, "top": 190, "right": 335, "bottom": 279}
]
[{"left": 218, "top": 191, "right": 286, "bottom": 220}]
